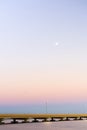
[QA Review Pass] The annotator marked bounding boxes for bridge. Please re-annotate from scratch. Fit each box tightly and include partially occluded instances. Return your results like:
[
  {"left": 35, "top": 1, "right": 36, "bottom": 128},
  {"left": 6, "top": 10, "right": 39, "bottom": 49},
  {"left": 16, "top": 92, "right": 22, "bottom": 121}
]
[{"left": 0, "top": 113, "right": 87, "bottom": 124}]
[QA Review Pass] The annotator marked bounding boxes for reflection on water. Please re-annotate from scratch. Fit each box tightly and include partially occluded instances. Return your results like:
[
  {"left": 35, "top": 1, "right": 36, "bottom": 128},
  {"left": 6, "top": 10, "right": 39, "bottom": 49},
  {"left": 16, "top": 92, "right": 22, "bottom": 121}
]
[{"left": 0, "top": 121, "right": 87, "bottom": 130}]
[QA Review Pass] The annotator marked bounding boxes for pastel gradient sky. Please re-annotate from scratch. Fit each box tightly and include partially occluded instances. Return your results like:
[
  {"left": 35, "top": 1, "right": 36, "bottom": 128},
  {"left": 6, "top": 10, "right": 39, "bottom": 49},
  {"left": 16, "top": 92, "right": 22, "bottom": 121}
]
[{"left": 0, "top": 0, "right": 87, "bottom": 113}]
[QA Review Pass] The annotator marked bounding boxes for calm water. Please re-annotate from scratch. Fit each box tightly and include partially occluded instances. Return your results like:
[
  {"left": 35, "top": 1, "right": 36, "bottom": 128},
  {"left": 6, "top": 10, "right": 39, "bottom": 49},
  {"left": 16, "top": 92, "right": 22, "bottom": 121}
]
[{"left": 0, "top": 121, "right": 87, "bottom": 130}]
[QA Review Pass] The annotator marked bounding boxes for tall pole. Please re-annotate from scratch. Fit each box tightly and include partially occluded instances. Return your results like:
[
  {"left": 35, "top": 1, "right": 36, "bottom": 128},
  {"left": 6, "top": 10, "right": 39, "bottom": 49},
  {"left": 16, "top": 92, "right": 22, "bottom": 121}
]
[{"left": 46, "top": 101, "right": 47, "bottom": 114}]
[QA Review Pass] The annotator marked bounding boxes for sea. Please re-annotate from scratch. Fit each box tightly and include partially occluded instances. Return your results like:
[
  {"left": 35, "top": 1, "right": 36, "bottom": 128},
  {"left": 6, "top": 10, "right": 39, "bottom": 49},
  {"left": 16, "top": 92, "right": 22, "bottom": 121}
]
[{"left": 0, "top": 121, "right": 87, "bottom": 130}]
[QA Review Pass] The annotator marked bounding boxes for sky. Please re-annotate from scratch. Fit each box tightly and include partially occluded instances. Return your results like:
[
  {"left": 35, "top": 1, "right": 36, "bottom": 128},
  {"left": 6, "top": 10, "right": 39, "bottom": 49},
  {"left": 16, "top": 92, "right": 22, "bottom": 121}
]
[{"left": 0, "top": 0, "right": 87, "bottom": 113}]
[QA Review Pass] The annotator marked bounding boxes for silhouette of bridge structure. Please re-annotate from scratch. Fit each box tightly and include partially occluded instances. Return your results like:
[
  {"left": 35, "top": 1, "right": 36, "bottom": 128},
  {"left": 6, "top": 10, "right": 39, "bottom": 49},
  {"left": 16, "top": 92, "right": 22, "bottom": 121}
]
[{"left": 0, "top": 113, "right": 87, "bottom": 124}]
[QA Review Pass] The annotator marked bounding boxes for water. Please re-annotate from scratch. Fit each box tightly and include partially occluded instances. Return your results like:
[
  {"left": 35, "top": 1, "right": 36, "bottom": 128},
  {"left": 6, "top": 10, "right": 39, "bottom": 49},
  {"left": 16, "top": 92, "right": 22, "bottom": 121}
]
[{"left": 0, "top": 121, "right": 87, "bottom": 130}]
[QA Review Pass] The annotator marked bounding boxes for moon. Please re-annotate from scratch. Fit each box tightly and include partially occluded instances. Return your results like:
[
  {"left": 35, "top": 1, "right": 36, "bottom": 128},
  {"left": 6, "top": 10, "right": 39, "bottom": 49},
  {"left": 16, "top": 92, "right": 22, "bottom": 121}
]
[{"left": 55, "top": 42, "right": 59, "bottom": 46}]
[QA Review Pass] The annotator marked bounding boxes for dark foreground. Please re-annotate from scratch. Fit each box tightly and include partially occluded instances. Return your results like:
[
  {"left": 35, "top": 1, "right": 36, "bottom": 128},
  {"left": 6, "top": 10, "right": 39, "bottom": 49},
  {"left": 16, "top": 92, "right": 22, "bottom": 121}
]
[{"left": 0, "top": 121, "right": 87, "bottom": 130}]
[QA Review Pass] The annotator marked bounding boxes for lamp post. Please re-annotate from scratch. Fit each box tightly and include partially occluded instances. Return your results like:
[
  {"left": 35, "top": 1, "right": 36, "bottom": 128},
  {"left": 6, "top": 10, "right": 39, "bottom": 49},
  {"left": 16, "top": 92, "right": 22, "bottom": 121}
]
[{"left": 45, "top": 101, "right": 48, "bottom": 114}]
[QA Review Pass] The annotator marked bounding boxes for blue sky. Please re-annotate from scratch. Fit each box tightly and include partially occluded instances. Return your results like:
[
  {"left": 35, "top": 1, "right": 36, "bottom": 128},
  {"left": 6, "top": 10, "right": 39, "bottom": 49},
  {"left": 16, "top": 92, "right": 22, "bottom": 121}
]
[{"left": 0, "top": 0, "right": 87, "bottom": 113}]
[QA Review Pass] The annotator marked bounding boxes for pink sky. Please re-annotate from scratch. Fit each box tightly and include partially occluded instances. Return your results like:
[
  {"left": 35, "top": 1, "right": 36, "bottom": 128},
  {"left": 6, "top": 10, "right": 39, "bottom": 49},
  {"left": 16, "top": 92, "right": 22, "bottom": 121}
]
[{"left": 0, "top": 0, "right": 87, "bottom": 113}]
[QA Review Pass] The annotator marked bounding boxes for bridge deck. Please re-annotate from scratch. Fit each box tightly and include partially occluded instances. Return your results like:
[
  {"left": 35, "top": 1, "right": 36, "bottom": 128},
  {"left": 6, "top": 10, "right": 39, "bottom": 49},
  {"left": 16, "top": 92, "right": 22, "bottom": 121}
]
[
  {"left": 0, "top": 114, "right": 87, "bottom": 118},
  {"left": 0, "top": 114, "right": 87, "bottom": 124}
]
